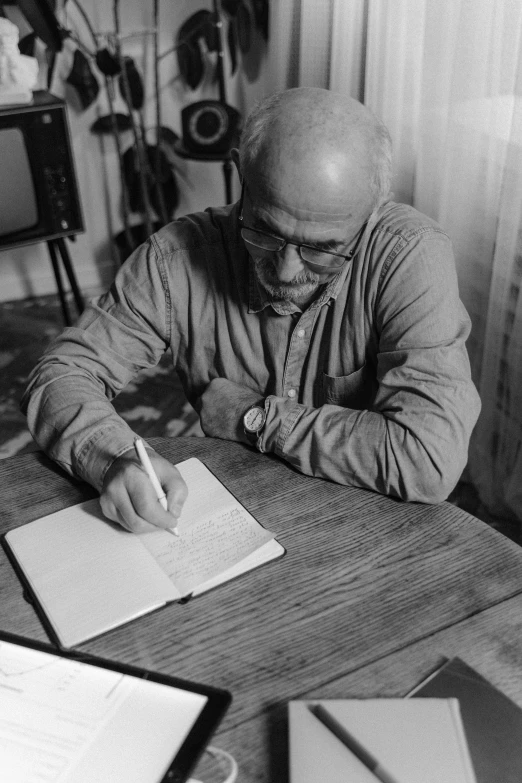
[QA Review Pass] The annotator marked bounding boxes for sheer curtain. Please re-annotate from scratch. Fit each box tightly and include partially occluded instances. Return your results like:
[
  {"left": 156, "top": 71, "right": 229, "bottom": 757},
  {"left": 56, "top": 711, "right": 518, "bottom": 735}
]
[
  {"left": 270, "top": 0, "right": 522, "bottom": 522},
  {"left": 267, "top": 0, "right": 366, "bottom": 96},
  {"left": 362, "top": 0, "right": 522, "bottom": 522}
]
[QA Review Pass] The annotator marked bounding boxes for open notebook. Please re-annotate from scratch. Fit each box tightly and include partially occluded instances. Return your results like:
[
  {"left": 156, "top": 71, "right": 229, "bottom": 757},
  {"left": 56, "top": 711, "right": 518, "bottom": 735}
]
[{"left": 3, "top": 457, "right": 285, "bottom": 648}]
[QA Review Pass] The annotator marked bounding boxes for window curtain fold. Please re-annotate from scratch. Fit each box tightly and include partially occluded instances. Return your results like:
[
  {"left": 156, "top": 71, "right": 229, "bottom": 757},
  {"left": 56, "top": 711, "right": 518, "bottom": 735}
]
[
  {"left": 363, "top": 0, "right": 522, "bottom": 522},
  {"left": 268, "top": 0, "right": 367, "bottom": 95}
]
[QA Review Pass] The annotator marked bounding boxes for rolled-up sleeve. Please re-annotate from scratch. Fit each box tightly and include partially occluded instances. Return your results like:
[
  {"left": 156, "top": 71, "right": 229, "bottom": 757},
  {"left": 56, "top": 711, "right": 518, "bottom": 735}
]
[
  {"left": 258, "top": 229, "right": 481, "bottom": 504},
  {"left": 21, "top": 239, "right": 170, "bottom": 491}
]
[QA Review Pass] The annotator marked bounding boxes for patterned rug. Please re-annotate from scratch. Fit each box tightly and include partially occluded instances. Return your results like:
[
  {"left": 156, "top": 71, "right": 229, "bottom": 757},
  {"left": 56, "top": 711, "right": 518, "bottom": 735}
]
[
  {"left": 0, "top": 294, "right": 202, "bottom": 461},
  {"left": 1, "top": 294, "right": 519, "bottom": 544}
]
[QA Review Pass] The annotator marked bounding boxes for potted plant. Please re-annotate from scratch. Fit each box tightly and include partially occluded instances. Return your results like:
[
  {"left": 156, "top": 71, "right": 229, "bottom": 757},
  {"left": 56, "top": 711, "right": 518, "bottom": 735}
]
[{"left": 32, "top": 0, "right": 269, "bottom": 262}]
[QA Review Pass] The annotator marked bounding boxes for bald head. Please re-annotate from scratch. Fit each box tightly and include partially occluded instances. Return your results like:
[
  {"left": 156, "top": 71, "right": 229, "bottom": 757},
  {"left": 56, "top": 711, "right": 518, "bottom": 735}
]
[{"left": 238, "top": 88, "right": 392, "bottom": 226}]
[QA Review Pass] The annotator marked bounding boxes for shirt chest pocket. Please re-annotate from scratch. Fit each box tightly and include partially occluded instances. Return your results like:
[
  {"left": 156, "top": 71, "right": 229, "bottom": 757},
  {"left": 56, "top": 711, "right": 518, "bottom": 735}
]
[{"left": 322, "top": 364, "right": 375, "bottom": 410}]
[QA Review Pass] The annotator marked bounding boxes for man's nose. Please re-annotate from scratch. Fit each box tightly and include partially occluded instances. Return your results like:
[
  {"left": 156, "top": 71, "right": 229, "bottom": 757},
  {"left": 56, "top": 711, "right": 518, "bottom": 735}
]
[{"left": 274, "top": 243, "right": 306, "bottom": 282}]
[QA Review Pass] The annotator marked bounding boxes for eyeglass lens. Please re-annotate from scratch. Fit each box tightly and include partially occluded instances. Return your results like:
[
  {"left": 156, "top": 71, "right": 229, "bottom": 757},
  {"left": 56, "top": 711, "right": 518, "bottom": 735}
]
[{"left": 240, "top": 227, "right": 347, "bottom": 269}]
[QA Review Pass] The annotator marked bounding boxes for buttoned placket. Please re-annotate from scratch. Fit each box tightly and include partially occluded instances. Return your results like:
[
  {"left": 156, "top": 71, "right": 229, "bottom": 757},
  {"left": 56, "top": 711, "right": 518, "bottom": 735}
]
[
  {"left": 279, "top": 267, "right": 349, "bottom": 401},
  {"left": 247, "top": 254, "right": 352, "bottom": 404},
  {"left": 281, "top": 307, "right": 320, "bottom": 401}
]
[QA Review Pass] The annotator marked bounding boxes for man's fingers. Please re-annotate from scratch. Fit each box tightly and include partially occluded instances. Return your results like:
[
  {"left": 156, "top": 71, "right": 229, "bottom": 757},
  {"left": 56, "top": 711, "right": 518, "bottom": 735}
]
[
  {"left": 99, "top": 496, "right": 120, "bottom": 526},
  {"left": 100, "top": 493, "right": 157, "bottom": 534},
  {"left": 157, "top": 464, "right": 188, "bottom": 517},
  {"left": 100, "top": 464, "right": 167, "bottom": 534},
  {"left": 117, "top": 506, "right": 157, "bottom": 535},
  {"left": 132, "top": 461, "right": 187, "bottom": 528},
  {"left": 101, "top": 450, "right": 188, "bottom": 534},
  {"left": 131, "top": 484, "right": 180, "bottom": 531}
]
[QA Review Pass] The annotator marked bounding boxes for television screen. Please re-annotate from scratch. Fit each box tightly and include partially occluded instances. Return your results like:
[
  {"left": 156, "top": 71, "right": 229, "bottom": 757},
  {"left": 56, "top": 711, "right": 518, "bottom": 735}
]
[{"left": 0, "top": 127, "right": 39, "bottom": 237}]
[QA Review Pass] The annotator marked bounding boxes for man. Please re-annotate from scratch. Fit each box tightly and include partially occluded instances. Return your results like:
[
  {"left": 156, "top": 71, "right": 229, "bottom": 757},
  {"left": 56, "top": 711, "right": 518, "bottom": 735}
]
[{"left": 22, "top": 88, "right": 481, "bottom": 535}]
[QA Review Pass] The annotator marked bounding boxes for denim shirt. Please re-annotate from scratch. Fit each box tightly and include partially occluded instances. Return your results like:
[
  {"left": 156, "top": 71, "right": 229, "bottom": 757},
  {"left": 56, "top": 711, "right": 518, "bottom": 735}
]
[{"left": 22, "top": 200, "right": 481, "bottom": 503}]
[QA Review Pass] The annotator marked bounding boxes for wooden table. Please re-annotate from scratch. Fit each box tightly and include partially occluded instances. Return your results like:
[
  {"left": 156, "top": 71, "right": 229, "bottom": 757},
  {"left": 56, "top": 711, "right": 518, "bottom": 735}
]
[{"left": 1, "top": 436, "right": 522, "bottom": 782}]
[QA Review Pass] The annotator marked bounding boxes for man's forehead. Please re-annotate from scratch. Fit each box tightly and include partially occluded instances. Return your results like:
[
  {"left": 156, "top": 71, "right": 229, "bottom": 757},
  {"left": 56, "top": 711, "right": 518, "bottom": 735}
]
[
  {"left": 251, "top": 202, "right": 351, "bottom": 240},
  {"left": 246, "top": 174, "right": 356, "bottom": 227}
]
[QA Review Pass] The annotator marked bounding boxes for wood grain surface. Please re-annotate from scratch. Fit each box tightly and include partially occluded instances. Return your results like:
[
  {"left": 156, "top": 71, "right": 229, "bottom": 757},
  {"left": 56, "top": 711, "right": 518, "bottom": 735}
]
[
  {"left": 214, "top": 593, "right": 522, "bottom": 782},
  {"left": 1, "top": 437, "right": 521, "bottom": 782}
]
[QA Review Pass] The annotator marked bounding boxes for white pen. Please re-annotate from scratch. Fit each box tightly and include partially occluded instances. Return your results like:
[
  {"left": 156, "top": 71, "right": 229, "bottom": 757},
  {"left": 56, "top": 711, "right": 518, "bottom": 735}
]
[{"left": 134, "top": 437, "right": 179, "bottom": 537}]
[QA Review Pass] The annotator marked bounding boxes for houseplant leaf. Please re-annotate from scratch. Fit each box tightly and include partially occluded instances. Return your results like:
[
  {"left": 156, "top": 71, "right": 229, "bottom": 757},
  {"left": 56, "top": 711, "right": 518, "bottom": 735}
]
[
  {"left": 95, "top": 47, "right": 121, "bottom": 76},
  {"left": 236, "top": 1, "right": 252, "bottom": 54},
  {"left": 122, "top": 144, "right": 179, "bottom": 218},
  {"left": 66, "top": 48, "right": 99, "bottom": 109},
  {"left": 227, "top": 17, "right": 238, "bottom": 75},
  {"left": 118, "top": 56, "right": 144, "bottom": 110},
  {"left": 157, "top": 126, "right": 180, "bottom": 145},
  {"left": 201, "top": 12, "right": 219, "bottom": 52},
  {"left": 252, "top": 0, "right": 269, "bottom": 41},
  {"left": 149, "top": 170, "right": 179, "bottom": 220},
  {"left": 147, "top": 145, "right": 179, "bottom": 219},
  {"left": 90, "top": 114, "right": 132, "bottom": 134},
  {"left": 222, "top": 0, "right": 241, "bottom": 17},
  {"left": 18, "top": 32, "right": 36, "bottom": 56},
  {"left": 176, "top": 11, "right": 213, "bottom": 90},
  {"left": 177, "top": 40, "right": 204, "bottom": 90},
  {"left": 177, "top": 9, "right": 213, "bottom": 42},
  {"left": 122, "top": 145, "right": 143, "bottom": 213}
]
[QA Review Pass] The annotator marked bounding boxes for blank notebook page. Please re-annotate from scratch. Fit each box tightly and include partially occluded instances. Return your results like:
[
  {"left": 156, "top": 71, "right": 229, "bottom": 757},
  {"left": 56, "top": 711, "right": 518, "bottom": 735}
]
[
  {"left": 289, "top": 699, "right": 476, "bottom": 783},
  {"left": 5, "top": 499, "right": 179, "bottom": 647}
]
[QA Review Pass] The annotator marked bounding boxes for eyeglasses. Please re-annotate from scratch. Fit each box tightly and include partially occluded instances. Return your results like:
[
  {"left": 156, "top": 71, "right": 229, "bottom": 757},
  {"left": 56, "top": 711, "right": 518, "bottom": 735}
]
[{"left": 238, "top": 185, "right": 366, "bottom": 272}]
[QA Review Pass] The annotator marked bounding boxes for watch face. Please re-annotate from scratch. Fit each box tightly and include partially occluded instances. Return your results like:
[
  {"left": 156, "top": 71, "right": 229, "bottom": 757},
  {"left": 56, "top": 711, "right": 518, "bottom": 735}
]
[{"left": 244, "top": 406, "right": 265, "bottom": 432}]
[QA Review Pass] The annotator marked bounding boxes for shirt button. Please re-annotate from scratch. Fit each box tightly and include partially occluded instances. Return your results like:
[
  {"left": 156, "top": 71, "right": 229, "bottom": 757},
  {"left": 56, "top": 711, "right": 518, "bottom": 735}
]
[
  {"left": 287, "top": 389, "right": 296, "bottom": 398},
  {"left": 297, "top": 329, "right": 305, "bottom": 338}
]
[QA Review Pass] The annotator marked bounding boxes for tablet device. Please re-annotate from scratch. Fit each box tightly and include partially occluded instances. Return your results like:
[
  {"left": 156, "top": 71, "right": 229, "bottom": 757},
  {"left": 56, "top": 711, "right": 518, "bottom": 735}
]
[{"left": 0, "top": 630, "right": 231, "bottom": 783}]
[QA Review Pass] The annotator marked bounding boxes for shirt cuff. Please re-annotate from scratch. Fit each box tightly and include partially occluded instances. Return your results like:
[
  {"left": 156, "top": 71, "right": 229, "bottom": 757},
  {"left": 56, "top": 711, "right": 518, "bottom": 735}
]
[
  {"left": 257, "top": 395, "right": 305, "bottom": 455},
  {"left": 75, "top": 424, "right": 141, "bottom": 492}
]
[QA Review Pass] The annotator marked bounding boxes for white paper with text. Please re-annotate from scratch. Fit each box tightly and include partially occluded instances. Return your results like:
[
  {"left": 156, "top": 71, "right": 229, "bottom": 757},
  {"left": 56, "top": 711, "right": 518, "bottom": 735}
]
[
  {"left": 0, "top": 640, "right": 208, "bottom": 783},
  {"left": 139, "top": 457, "right": 277, "bottom": 595}
]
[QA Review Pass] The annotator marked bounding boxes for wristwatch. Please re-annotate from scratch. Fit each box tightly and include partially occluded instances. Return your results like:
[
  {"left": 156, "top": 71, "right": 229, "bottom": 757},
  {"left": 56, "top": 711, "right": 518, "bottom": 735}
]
[{"left": 243, "top": 401, "right": 267, "bottom": 444}]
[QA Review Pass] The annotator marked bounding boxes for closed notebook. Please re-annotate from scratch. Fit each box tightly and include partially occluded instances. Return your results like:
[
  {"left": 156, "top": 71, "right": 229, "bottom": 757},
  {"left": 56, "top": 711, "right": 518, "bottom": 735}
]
[
  {"left": 289, "top": 699, "right": 476, "bottom": 783},
  {"left": 408, "top": 657, "right": 522, "bottom": 783},
  {"left": 3, "top": 457, "right": 285, "bottom": 648}
]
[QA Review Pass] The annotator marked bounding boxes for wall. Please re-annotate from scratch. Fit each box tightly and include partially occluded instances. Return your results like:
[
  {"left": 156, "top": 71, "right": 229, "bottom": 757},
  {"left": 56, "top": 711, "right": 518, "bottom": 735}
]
[{"left": 0, "top": 0, "right": 271, "bottom": 302}]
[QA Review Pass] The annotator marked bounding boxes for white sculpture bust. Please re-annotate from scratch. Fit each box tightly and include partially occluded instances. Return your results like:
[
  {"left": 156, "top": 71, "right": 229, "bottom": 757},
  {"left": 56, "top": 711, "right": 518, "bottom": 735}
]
[{"left": 0, "top": 17, "right": 39, "bottom": 105}]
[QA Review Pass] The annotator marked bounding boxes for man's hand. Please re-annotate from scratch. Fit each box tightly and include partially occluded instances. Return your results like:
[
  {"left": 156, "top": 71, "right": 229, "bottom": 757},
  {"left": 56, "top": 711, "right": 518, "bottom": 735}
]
[
  {"left": 199, "top": 378, "right": 263, "bottom": 442},
  {"left": 100, "top": 449, "right": 188, "bottom": 534}
]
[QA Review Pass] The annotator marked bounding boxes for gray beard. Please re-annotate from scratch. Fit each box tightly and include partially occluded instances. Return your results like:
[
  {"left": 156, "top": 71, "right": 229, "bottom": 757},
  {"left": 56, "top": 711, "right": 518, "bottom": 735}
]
[{"left": 253, "top": 257, "right": 322, "bottom": 305}]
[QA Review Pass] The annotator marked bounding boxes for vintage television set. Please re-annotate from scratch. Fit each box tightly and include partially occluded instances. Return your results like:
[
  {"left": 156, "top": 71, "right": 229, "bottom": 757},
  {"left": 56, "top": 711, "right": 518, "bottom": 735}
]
[
  {"left": 0, "top": 1, "right": 85, "bottom": 323},
  {"left": 0, "top": 90, "right": 83, "bottom": 249}
]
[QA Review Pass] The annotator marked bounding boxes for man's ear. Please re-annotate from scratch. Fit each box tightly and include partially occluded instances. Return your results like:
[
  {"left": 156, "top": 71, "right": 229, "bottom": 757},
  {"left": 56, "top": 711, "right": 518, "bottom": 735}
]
[{"left": 230, "top": 148, "right": 242, "bottom": 182}]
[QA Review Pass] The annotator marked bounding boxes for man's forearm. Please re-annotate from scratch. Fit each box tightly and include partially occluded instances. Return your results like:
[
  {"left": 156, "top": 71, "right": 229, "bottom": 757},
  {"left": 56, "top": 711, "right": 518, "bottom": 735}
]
[
  {"left": 22, "top": 362, "right": 138, "bottom": 492},
  {"left": 258, "top": 384, "right": 480, "bottom": 504},
  {"left": 21, "top": 244, "right": 171, "bottom": 492}
]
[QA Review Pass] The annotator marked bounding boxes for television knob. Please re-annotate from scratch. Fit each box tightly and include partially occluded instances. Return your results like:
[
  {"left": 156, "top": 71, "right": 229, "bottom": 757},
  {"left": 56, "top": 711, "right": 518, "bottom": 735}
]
[{"left": 60, "top": 219, "right": 69, "bottom": 229}]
